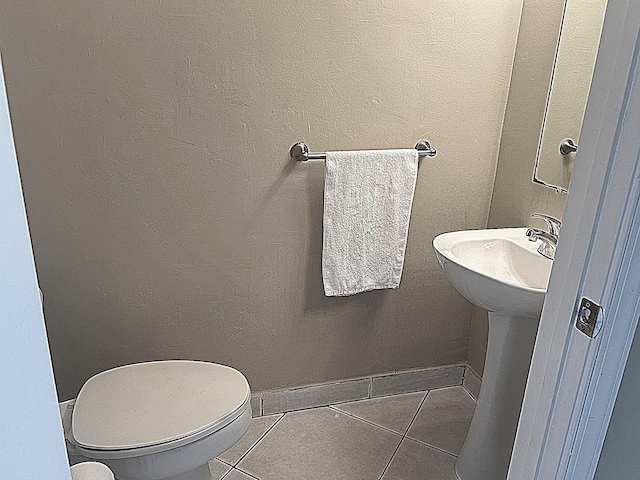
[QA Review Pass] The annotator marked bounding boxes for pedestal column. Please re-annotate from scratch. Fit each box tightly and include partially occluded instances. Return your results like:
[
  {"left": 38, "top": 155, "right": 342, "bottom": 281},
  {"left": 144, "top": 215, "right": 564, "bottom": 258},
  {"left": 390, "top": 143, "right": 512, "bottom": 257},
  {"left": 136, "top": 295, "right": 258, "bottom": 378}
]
[{"left": 455, "top": 313, "right": 540, "bottom": 480}]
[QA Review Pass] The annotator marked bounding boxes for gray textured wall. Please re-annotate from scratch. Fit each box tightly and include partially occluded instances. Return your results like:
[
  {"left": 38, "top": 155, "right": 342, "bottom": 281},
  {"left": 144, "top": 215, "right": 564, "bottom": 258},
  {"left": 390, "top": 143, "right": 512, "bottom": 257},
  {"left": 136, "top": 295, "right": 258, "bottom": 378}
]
[
  {"left": 489, "top": 0, "right": 568, "bottom": 230},
  {"left": 0, "top": 1, "right": 523, "bottom": 400},
  {"left": 466, "top": 0, "right": 570, "bottom": 376}
]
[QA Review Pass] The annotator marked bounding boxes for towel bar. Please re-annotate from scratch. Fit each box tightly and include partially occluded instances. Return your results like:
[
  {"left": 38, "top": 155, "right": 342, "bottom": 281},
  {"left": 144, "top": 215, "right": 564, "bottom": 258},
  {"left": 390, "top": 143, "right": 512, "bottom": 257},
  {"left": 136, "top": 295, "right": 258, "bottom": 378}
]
[{"left": 289, "top": 140, "right": 437, "bottom": 162}]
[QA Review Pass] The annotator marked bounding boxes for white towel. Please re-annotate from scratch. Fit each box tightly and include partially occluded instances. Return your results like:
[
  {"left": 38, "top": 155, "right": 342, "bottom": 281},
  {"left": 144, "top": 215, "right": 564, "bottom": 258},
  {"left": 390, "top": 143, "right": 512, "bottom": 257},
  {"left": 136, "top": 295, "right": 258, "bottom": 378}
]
[{"left": 322, "top": 149, "right": 419, "bottom": 296}]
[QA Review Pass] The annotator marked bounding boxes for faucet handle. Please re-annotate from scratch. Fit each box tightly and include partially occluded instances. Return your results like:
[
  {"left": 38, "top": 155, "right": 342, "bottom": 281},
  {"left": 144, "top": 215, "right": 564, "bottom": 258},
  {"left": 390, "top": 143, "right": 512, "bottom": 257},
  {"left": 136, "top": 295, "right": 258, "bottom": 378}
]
[{"left": 531, "top": 213, "right": 561, "bottom": 237}]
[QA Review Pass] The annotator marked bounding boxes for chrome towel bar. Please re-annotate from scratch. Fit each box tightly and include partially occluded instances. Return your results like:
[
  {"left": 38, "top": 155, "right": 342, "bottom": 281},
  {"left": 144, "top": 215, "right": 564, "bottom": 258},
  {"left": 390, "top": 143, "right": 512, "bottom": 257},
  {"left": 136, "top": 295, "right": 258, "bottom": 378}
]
[{"left": 289, "top": 140, "right": 437, "bottom": 162}]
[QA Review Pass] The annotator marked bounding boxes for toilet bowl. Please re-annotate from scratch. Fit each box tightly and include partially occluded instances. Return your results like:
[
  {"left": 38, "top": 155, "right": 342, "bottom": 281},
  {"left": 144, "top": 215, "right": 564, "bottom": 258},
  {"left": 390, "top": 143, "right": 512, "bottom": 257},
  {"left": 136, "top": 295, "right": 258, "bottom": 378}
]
[{"left": 61, "top": 360, "right": 251, "bottom": 480}]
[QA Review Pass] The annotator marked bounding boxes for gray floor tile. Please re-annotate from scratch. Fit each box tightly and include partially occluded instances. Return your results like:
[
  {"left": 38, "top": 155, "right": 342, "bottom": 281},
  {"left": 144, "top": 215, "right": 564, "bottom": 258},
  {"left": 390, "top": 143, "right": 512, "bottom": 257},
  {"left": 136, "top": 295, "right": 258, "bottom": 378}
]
[
  {"left": 332, "top": 391, "right": 427, "bottom": 435},
  {"left": 381, "top": 437, "right": 458, "bottom": 480},
  {"left": 217, "top": 414, "right": 283, "bottom": 465},
  {"left": 208, "top": 459, "right": 232, "bottom": 480},
  {"left": 407, "top": 386, "right": 475, "bottom": 456},
  {"left": 237, "top": 407, "right": 402, "bottom": 480},
  {"left": 223, "top": 469, "right": 257, "bottom": 480}
]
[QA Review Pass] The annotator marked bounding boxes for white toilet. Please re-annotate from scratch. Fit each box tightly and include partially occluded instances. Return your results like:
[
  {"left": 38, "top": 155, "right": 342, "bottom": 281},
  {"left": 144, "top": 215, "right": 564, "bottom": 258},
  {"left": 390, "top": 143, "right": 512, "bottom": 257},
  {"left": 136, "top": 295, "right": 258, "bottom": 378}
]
[{"left": 60, "top": 360, "right": 251, "bottom": 480}]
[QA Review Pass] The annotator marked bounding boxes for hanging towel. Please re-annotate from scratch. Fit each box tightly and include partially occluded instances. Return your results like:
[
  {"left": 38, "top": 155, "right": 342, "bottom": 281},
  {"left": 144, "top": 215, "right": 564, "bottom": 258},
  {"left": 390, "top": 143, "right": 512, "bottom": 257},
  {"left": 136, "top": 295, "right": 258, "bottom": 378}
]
[{"left": 322, "top": 148, "right": 419, "bottom": 296}]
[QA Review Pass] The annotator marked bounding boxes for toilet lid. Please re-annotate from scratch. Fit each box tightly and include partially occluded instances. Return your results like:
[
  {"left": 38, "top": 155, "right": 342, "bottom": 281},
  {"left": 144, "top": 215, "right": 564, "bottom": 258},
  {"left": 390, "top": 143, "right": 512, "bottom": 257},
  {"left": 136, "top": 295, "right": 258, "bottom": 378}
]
[{"left": 71, "top": 361, "right": 250, "bottom": 451}]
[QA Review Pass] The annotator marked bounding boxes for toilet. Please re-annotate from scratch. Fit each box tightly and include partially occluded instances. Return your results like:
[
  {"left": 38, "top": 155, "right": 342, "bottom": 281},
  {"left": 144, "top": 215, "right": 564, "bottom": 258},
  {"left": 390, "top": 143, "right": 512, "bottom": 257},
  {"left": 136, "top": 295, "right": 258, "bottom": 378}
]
[{"left": 60, "top": 360, "right": 251, "bottom": 480}]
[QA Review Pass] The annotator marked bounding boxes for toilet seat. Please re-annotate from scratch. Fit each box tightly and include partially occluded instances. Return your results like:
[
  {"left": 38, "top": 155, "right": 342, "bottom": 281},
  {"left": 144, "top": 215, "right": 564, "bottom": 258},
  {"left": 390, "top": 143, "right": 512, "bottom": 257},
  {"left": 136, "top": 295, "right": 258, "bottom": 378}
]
[{"left": 69, "top": 361, "right": 251, "bottom": 459}]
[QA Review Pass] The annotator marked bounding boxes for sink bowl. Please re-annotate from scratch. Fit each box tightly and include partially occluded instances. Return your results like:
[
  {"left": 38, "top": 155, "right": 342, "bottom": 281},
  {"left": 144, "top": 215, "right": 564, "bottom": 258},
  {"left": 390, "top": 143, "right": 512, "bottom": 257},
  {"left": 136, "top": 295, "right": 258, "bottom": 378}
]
[{"left": 433, "top": 227, "right": 552, "bottom": 318}]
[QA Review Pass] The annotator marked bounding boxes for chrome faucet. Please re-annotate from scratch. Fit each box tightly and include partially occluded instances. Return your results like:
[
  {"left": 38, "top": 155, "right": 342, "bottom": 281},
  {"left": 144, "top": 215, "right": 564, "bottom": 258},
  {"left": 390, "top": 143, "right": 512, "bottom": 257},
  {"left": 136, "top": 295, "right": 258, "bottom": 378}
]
[{"left": 526, "top": 213, "right": 562, "bottom": 260}]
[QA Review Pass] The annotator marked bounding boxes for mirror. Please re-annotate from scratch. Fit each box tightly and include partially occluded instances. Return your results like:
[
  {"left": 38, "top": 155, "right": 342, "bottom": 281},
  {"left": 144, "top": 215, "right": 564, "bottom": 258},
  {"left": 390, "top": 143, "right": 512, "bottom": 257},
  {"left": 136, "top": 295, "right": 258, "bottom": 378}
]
[{"left": 533, "top": 0, "right": 608, "bottom": 193}]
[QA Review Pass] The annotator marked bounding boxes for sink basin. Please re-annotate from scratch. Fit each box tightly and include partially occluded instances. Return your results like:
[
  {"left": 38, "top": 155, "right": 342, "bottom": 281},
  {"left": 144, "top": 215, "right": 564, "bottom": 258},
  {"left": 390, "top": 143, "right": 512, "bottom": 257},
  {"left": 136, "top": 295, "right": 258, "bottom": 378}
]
[
  {"left": 433, "top": 227, "right": 554, "bottom": 480},
  {"left": 433, "top": 227, "right": 552, "bottom": 318}
]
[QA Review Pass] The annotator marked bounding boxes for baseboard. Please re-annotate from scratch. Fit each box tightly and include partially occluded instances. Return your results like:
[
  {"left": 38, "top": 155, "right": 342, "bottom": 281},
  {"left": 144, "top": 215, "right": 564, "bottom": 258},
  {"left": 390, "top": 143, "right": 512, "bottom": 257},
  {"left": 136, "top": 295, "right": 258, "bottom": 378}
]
[
  {"left": 251, "top": 363, "right": 470, "bottom": 417},
  {"left": 462, "top": 365, "right": 482, "bottom": 401}
]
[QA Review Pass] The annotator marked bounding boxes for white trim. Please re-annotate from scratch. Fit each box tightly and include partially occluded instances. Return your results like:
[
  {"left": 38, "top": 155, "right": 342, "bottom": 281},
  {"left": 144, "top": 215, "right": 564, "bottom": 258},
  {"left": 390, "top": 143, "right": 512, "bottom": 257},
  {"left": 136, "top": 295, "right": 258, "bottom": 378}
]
[
  {"left": 0, "top": 56, "right": 72, "bottom": 478},
  {"left": 508, "top": 1, "right": 640, "bottom": 478}
]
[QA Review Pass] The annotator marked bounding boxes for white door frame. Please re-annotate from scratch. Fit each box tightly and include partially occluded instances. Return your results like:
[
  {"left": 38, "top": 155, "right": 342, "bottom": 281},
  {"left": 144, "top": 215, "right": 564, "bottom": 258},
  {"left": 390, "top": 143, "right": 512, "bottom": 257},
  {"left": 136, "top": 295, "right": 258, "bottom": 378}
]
[
  {"left": 508, "top": 1, "right": 640, "bottom": 479},
  {"left": 0, "top": 56, "right": 72, "bottom": 478}
]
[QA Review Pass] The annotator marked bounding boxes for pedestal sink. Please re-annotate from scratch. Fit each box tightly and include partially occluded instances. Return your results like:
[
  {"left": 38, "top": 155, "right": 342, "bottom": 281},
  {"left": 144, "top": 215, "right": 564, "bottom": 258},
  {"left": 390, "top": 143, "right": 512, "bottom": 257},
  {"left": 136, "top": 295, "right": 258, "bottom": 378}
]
[{"left": 433, "top": 227, "right": 552, "bottom": 480}]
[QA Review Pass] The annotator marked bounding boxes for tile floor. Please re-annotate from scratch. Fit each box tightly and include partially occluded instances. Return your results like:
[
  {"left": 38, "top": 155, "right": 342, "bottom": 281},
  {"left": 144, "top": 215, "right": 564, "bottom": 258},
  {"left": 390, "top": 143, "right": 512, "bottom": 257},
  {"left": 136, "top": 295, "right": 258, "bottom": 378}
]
[{"left": 208, "top": 386, "right": 476, "bottom": 480}]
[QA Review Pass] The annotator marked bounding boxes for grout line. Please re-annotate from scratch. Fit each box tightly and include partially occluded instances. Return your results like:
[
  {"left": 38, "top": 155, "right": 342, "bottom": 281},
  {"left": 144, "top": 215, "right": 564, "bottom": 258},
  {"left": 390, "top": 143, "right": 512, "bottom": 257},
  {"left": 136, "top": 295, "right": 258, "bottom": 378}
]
[
  {"left": 263, "top": 401, "right": 356, "bottom": 416},
  {"left": 403, "top": 435, "right": 459, "bottom": 459},
  {"left": 221, "top": 467, "right": 260, "bottom": 480},
  {"left": 327, "top": 405, "right": 405, "bottom": 437},
  {"left": 377, "top": 436, "right": 405, "bottom": 480},
  {"left": 376, "top": 389, "right": 434, "bottom": 480},
  {"left": 461, "top": 385, "right": 476, "bottom": 402},
  {"left": 233, "top": 466, "right": 261, "bottom": 479},
  {"left": 403, "top": 390, "right": 429, "bottom": 436},
  {"left": 231, "top": 413, "right": 285, "bottom": 467},
  {"left": 400, "top": 390, "right": 460, "bottom": 458}
]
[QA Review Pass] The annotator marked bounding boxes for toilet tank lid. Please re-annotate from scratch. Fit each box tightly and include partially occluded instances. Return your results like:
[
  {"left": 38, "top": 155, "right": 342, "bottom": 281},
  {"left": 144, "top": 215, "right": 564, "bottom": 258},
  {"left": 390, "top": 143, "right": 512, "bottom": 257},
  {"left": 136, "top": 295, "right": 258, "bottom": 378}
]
[{"left": 71, "top": 361, "right": 250, "bottom": 451}]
